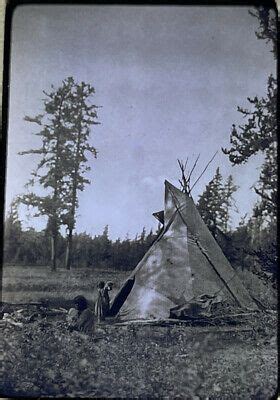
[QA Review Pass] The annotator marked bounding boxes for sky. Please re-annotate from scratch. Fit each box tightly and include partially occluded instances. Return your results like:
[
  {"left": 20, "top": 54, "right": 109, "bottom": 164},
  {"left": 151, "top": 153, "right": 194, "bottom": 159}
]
[{"left": 5, "top": 5, "right": 276, "bottom": 240}]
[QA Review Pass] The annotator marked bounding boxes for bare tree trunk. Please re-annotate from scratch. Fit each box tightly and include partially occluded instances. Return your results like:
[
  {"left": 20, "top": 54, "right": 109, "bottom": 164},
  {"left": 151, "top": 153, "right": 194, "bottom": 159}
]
[
  {"left": 65, "top": 230, "right": 73, "bottom": 270},
  {"left": 50, "top": 234, "right": 57, "bottom": 271}
]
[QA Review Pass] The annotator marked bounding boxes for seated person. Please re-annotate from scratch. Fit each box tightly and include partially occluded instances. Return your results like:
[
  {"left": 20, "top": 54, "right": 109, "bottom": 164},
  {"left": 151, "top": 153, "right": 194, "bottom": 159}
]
[{"left": 67, "top": 295, "right": 95, "bottom": 334}]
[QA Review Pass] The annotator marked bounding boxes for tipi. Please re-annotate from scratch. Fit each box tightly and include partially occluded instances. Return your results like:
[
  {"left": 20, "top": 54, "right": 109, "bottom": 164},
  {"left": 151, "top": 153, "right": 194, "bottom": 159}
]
[{"left": 109, "top": 181, "right": 258, "bottom": 320}]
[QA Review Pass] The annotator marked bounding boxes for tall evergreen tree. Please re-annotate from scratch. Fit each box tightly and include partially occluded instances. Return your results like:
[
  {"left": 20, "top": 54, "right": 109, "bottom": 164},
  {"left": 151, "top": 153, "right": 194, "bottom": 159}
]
[
  {"left": 223, "top": 175, "right": 238, "bottom": 232},
  {"left": 197, "top": 169, "right": 238, "bottom": 235},
  {"left": 62, "top": 79, "right": 99, "bottom": 269},
  {"left": 4, "top": 198, "right": 22, "bottom": 264},
  {"left": 19, "top": 78, "right": 76, "bottom": 270},
  {"left": 139, "top": 227, "right": 146, "bottom": 244},
  {"left": 19, "top": 77, "right": 99, "bottom": 270},
  {"left": 253, "top": 144, "right": 277, "bottom": 224},
  {"left": 197, "top": 168, "right": 226, "bottom": 237},
  {"left": 222, "top": 7, "right": 277, "bottom": 224},
  {"left": 99, "top": 225, "right": 111, "bottom": 266}
]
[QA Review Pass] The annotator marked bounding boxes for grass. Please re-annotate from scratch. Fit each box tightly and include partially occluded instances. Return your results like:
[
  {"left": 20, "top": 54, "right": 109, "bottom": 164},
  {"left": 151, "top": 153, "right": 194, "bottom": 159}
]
[
  {"left": 2, "top": 264, "right": 130, "bottom": 304},
  {"left": 1, "top": 265, "right": 278, "bottom": 399}
]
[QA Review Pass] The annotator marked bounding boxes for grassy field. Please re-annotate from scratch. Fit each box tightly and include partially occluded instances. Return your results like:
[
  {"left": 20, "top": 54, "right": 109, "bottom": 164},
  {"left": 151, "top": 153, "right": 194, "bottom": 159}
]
[
  {"left": 2, "top": 265, "right": 130, "bottom": 304},
  {"left": 1, "top": 265, "right": 278, "bottom": 399}
]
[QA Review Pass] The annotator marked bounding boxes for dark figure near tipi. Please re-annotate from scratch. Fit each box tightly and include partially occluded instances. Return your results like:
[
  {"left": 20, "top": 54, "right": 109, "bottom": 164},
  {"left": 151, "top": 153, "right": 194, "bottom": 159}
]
[
  {"left": 67, "top": 295, "right": 95, "bottom": 334},
  {"left": 95, "top": 281, "right": 113, "bottom": 322},
  {"left": 95, "top": 281, "right": 106, "bottom": 322},
  {"left": 103, "top": 281, "right": 113, "bottom": 316}
]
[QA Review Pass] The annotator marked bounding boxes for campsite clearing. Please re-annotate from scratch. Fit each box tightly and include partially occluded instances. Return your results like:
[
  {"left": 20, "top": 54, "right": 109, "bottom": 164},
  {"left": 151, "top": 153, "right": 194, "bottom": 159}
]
[{"left": 1, "top": 265, "right": 277, "bottom": 399}]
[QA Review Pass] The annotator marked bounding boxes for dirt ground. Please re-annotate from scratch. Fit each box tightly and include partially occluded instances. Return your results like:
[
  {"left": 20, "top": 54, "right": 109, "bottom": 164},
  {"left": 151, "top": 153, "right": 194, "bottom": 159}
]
[{"left": 1, "top": 265, "right": 278, "bottom": 399}]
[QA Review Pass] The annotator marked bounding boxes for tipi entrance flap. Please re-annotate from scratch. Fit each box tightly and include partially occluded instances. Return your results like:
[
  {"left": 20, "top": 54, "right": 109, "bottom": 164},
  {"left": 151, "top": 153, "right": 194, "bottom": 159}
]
[{"left": 108, "top": 277, "right": 135, "bottom": 317}]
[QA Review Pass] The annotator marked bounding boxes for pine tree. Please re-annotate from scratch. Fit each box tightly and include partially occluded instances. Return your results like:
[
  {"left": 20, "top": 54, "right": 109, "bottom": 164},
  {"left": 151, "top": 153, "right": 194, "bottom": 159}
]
[
  {"left": 249, "top": 7, "right": 277, "bottom": 56},
  {"left": 99, "top": 225, "right": 111, "bottom": 266},
  {"left": 197, "top": 168, "right": 225, "bottom": 237},
  {"left": 197, "top": 169, "right": 238, "bottom": 235},
  {"left": 139, "top": 227, "right": 146, "bottom": 244},
  {"left": 19, "top": 78, "right": 79, "bottom": 270},
  {"left": 145, "top": 228, "right": 155, "bottom": 248},
  {"left": 223, "top": 175, "right": 238, "bottom": 232},
  {"left": 19, "top": 78, "right": 99, "bottom": 270},
  {"left": 253, "top": 144, "right": 277, "bottom": 225},
  {"left": 222, "top": 8, "right": 277, "bottom": 224},
  {"left": 4, "top": 198, "right": 22, "bottom": 264},
  {"left": 62, "top": 79, "right": 99, "bottom": 269}
]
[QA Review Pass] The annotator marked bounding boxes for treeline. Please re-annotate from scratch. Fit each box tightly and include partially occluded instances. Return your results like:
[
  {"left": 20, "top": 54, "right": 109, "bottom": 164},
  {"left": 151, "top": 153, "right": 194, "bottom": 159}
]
[
  {"left": 217, "top": 222, "right": 277, "bottom": 284},
  {"left": 4, "top": 187, "right": 277, "bottom": 283},
  {"left": 4, "top": 216, "right": 158, "bottom": 271}
]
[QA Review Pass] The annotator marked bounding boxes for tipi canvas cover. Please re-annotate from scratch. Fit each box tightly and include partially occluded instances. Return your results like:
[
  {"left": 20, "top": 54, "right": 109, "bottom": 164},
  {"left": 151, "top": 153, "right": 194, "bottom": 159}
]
[{"left": 109, "top": 181, "right": 257, "bottom": 320}]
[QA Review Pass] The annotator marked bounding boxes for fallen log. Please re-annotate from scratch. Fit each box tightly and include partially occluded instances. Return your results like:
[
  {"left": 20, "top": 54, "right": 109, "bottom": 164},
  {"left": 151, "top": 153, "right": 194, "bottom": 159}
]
[
  {"left": 1, "top": 302, "right": 43, "bottom": 306},
  {"left": 113, "top": 318, "right": 254, "bottom": 332},
  {"left": 41, "top": 309, "right": 68, "bottom": 316},
  {"left": 211, "top": 312, "right": 259, "bottom": 319}
]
